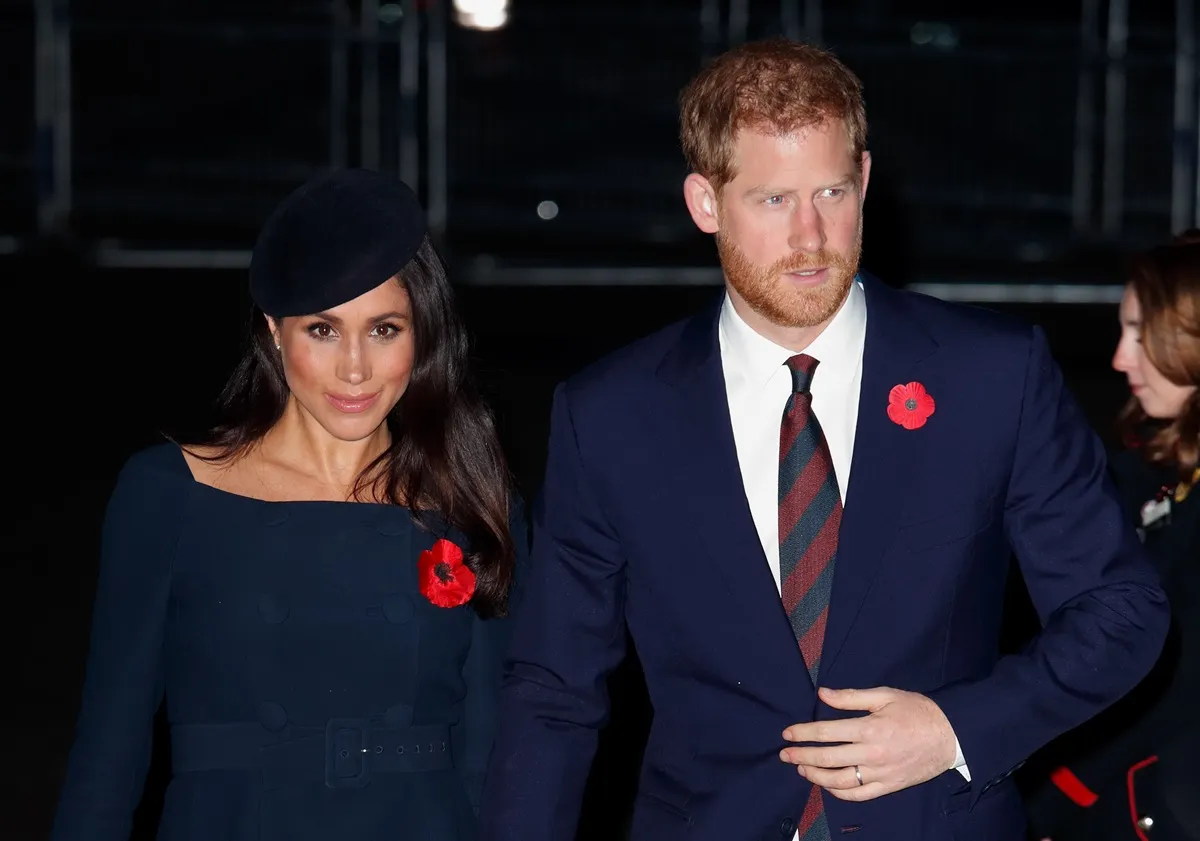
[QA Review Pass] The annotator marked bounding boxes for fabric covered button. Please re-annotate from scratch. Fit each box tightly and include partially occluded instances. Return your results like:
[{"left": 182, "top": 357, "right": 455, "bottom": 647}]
[
  {"left": 382, "top": 594, "right": 413, "bottom": 624},
  {"left": 383, "top": 704, "right": 413, "bottom": 727},
  {"left": 257, "top": 701, "right": 288, "bottom": 731},
  {"left": 258, "top": 594, "right": 289, "bottom": 624}
]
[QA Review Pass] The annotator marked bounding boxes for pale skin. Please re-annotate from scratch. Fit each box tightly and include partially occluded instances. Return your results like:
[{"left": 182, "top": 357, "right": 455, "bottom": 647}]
[
  {"left": 683, "top": 120, "right": 959, "bottom": 801},
  {"left": 682, "top": 120, "right": 870, "bottom": 351},
  {"left": 184, "top": 278, "right": 416, "bottom": 502},
  {"left": 1112, "top": 284, "right": 1196, "bottom": 420}
]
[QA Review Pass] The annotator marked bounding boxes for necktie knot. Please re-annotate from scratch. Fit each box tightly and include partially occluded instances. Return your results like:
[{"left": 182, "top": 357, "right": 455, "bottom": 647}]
[{"left": 786, "top": 354, "right": 819, "bottom": 394}]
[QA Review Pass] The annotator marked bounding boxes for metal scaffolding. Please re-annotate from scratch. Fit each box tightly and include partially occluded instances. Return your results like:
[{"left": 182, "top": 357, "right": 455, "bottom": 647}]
[{"left": 17, "top": 0, "right": 1200, "bottom": 281}]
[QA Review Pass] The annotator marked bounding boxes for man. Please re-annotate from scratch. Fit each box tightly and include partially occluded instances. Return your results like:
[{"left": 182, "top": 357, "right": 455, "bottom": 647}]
[{"left": 479, "top": 39, "right": 1169, "bottom": 841}]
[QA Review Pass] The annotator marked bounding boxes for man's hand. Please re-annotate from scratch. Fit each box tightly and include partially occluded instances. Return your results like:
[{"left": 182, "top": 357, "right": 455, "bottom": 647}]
[{"left": 779, "top": 686, "right": 959, "bottom": 801}]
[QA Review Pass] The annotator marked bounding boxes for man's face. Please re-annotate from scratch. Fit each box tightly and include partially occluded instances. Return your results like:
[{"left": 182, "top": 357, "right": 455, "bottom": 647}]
[{"left": 689, "top": 119, "right": 870, "bottom": 333}]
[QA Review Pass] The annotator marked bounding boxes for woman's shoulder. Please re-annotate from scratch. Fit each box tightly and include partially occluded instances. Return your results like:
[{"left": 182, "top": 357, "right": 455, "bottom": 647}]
[
  {"left": 115, "top": 441, "right": 194, "bottom": 488},
  {"left": 174, "top": 444, "right": 240, "bottom": 491},
  {"left": 102, "top": 443, "right": 197, "bottom": 542}
]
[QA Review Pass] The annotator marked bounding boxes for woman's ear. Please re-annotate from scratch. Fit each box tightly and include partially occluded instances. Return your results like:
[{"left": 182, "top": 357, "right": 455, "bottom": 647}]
[{"left": 265, "top": 315, "right": 281, "bottom": 351}]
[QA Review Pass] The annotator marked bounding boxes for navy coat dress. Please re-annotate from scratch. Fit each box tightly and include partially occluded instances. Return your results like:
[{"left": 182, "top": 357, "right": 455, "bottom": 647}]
[{"left": 50, "top": 443, "right": 525, "bottom": 841}]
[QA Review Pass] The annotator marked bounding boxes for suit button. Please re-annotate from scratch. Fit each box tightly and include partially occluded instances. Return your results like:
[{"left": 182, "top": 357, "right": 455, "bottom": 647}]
[
  {"left": 780, "top": 817, "right": 796, "bottom": 836},
  {"left": 1137, "top": 815, "right": 1154, "bottom": 832}
]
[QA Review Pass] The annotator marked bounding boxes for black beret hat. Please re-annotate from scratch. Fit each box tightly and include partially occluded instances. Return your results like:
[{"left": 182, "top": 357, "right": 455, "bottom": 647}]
[{"left": 249, "top": 168, "right": 428, "bottom": 317}]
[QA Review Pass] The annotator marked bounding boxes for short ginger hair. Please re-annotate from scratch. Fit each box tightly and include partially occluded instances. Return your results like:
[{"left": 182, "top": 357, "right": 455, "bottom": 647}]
[{"left": 678, "top": 38, "right": 868, "bottom": 191}]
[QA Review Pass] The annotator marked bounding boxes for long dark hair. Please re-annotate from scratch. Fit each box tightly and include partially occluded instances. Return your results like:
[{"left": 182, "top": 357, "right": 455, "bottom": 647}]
[
  {"left": 1116, "top": 231, "right": 1200, "bottom": 484},
  {"left": 189, "top": 235, "right": 516, "bottom": 617}
]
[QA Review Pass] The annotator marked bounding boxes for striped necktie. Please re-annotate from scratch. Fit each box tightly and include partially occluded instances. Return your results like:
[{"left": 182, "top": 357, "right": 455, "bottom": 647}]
[{"left": 778, "top": 353, "right": 842, "bottom": 841}]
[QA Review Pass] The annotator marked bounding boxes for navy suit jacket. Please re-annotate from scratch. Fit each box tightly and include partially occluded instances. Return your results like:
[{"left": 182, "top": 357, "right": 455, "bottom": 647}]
[{"left": 479, "top": 275, "right": 1170, "bottom": 841}]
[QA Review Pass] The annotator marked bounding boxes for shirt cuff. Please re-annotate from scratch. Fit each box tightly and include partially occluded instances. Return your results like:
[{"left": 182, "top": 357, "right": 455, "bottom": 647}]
[{"left": 953, "top": 736, "right": 971, "bottom": 781}]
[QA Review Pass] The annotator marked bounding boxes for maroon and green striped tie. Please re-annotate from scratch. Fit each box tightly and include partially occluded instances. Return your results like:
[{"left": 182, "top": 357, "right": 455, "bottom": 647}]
[{"left": 778, "top": 353, "right": 842, "bottom": 841}]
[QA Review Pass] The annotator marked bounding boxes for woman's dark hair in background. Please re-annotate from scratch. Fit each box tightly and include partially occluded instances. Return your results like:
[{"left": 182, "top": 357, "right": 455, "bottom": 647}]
[
  {"left": 186, "top": 234, "right": 515, "bottom": 618},
  {"left": 1117, "top": 229, "right": 1200, "bottom": 483}
]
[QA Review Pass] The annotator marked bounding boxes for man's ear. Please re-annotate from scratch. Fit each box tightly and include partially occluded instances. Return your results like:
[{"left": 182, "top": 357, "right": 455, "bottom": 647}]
[
  {"left": 683, "top": 173, "right": 720, "bottom": 234},
  {"left": 858, "top": 150, "right": 872, "bottom": 204}
]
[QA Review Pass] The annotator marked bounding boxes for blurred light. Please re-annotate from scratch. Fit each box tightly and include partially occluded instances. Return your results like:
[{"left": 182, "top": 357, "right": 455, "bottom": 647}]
[
  {"left": 536, "top": 200, "right": 559, "bottom": 220},
  {"left": 909, "top": 21, "right": 957, "bottom": 49},
  {"left": 453, "top": 0, "right": 509, "bottom": 30},
  {"left": 378, "top": 4, "right": 403, "bottom": 24}
]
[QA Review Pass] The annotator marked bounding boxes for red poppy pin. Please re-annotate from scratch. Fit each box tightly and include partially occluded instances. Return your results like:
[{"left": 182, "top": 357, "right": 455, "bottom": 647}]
[
  {"left": 418, "top": 539, "right": 476, "bottom": 608},
  {"left": 887, "top": 381, "right": 936, "bottom": 430}
]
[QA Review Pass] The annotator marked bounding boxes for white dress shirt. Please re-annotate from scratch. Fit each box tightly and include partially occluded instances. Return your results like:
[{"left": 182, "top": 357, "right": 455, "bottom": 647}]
[{"left": 716, "top": 280, "right": 969, "bottom": 821}]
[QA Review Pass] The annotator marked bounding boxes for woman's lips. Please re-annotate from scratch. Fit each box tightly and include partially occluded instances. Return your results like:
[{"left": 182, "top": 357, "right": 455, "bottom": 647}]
[{"left": 325, "top": 392, "right": 380, "bottom": 413}]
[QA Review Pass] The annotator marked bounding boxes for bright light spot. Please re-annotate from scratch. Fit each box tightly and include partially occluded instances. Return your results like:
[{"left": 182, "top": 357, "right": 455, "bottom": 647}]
[
  {"left": 378, "top": 4, "right": 403, "bottom": 24},
  {"left": 536, "top": 200, "right": 558, "bottom": 220},
  {"left": 453, "top": 0, "right": 509, "bottom": 30}
]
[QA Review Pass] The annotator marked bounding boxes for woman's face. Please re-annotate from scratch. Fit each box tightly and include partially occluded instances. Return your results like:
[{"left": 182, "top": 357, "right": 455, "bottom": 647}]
[
  {"left": 1112, "top": 285, "right": 1195, "bottom": 419},
  {"left": 267, "top": 277, "right": 416, "bottom": 442}
]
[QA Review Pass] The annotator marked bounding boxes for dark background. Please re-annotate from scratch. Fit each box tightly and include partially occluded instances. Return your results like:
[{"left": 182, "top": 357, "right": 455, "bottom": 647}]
[{"left": 2, "top": 0, "right": 1191, "bottom": 838}]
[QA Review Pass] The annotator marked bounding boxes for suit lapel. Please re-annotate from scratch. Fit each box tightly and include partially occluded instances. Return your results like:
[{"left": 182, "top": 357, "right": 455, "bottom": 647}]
[
  {"left": 658, "top": 301, "right": 813, "bottom": 704},
  {"left": 820, "top": 275, "right": 940, "bottom": 677}
]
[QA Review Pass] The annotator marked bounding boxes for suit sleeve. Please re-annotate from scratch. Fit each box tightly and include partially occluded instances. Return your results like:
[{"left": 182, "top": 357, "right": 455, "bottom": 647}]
[
  {"left": 478, "top": 383, "right": 629, "bottom": 841},
  {"left": 454, "top": 494, "right": 529, "bottom": 813},
  {"left": 50, "top": 454, "right": 182, "bottom": 841},
  {"left": 929, "top": 326, "right": 1170, "bottom": 806},
  {"left": 1024, "top": 449, "right": 1190, "bottom": 835}
]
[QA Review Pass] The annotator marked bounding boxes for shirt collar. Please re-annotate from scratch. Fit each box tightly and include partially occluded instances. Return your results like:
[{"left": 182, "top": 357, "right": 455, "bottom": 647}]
[{"left": 719, "top": 277, "right": 867, "bottom": 389}]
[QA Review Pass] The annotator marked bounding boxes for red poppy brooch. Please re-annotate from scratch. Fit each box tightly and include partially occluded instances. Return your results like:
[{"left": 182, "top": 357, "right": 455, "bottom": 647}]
[
  {"left": 887, "top": 381, "right": 935, "bottom": 430},
  {"left": 418, "top": 539, "right": 476, "bottom": 608}
]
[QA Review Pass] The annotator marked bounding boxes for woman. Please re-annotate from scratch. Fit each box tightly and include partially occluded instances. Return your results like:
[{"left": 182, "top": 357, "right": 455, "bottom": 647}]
[
  {"left": 1026, "top": 233, "right": 1200, "bottom": 840},
  {"left": 50, "top": 169, "right": 525, "bottom": 841}
]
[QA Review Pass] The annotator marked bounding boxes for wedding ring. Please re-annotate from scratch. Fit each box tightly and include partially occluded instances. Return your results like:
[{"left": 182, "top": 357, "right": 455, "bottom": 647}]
[{"left": 854, "top": 765, "right": 864, "bottom": 786}]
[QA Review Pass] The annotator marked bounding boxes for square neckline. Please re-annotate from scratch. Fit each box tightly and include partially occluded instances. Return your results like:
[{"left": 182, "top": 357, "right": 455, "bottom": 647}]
[{"left": 167, "top": 442, "right": 404, "bottom": 510}]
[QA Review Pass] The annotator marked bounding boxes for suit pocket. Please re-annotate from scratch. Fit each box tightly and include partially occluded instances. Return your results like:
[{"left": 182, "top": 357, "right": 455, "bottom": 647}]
[
  {"left": 892, "top": 498, "right": 997, "bottom": 552},
  {"left": 630, "top": 791, "right": 692, "bottom": 839}
]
